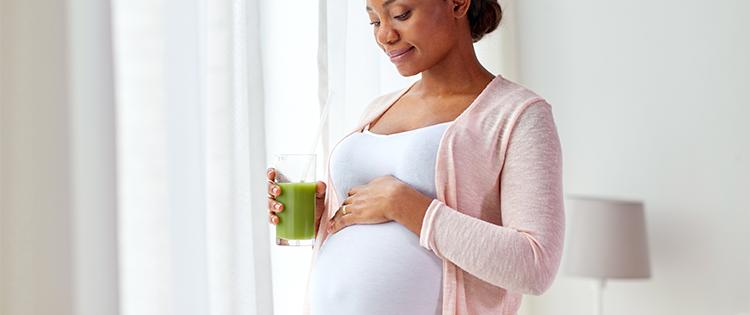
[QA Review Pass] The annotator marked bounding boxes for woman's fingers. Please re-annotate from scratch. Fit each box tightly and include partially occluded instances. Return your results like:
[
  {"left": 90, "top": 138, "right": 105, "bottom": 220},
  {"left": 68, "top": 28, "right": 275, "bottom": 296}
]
[
  {"left": 327, "top": 211, "right": 339, "bottom": 233},
  {"left": 316, "top": 181, "right": 327, "bottom": 199},
  {"left": 266, "top": 168, "right": 280, "bottom": 225},
  {"left": 268, "top": 198, "right": 283, "bottom": 213},
  {"left": 267, "top": 197, "right": 281, "bottom": 225},
  {"left": 347, "top": 185, "right": 362, "bottom": 196},
  {"left": 328, "top": 204, "right": 353, "bottom": 234},
  {"left": 266, "top": 168, "right": 279, "bottom": 197},
  {"left": 268, "top": 181, "right": 280, "bottom": 198},
  {"left": 329, "top": 214, "right": 349, "bottom": 234}
]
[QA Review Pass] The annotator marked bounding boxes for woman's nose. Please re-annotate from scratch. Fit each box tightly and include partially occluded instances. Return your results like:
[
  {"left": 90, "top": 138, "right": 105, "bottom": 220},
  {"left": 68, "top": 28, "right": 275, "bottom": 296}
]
[{"left": 376, "top": 23, "right": 399, "bottom": 46}]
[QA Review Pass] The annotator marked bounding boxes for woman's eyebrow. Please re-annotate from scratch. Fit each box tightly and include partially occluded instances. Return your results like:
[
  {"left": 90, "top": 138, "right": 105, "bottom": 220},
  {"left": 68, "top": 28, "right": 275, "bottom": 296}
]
[{"left": 366, "top": 0, "right": 397, "bottom": 12}]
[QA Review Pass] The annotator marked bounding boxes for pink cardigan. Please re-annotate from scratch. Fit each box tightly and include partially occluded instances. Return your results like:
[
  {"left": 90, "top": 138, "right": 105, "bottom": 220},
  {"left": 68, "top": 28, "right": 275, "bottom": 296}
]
[{"left": 304, "top": 75, "right": 565, "bottom": 315}]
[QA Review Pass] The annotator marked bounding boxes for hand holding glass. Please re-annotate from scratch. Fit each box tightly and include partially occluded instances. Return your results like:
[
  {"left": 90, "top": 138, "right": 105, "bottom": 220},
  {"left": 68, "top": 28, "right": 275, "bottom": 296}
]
[{"left": 267, "top": 154, "right": 318, "bottom": 246}]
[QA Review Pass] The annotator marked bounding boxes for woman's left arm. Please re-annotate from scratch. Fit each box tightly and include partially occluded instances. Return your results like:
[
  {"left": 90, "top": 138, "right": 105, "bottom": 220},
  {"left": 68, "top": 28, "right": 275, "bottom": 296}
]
[{"left": 398, "top": 103, "right": 565, "bottom": 296}]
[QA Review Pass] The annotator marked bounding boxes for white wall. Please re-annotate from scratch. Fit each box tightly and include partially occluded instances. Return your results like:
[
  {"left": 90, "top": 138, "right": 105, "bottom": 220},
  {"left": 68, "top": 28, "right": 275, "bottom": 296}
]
[{"left": 511, "top": 0, "right": 750, "bottom": 314}]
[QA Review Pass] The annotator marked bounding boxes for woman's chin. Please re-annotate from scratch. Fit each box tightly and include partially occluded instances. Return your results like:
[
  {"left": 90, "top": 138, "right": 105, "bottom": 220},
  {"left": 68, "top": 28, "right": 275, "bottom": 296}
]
[{"left": 395, "top": 66, "right": 421, "bottom": 77}]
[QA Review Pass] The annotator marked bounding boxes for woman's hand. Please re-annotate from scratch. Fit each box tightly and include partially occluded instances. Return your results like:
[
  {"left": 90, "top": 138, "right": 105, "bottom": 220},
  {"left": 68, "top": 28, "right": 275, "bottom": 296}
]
[
  {"left": 266, "top": 168, "right": 327, "bottom": 238},
  {"left": 327, "top": 175, "right": 433, "bottom": 235}
]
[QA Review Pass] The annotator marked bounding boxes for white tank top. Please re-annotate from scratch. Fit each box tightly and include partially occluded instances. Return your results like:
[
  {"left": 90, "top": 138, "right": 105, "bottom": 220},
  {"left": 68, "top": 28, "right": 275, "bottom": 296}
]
[{"left": 309, "top": 121, "right": 451, "bottom": 315}]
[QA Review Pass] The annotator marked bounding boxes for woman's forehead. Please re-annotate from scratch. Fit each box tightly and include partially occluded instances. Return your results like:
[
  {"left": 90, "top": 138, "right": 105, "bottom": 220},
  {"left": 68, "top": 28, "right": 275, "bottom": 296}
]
[
  {"left": 366, "top": 0, "right": 429, "bottom": 12},
  {"left": 367, "top": 0, "right": 397, "bottom": 11}
]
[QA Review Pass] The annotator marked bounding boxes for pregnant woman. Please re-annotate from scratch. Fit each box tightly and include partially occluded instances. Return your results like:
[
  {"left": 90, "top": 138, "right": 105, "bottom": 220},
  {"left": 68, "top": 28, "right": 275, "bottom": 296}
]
[{"left": 266, "top": 0, "right": 564, "bottom": 314}]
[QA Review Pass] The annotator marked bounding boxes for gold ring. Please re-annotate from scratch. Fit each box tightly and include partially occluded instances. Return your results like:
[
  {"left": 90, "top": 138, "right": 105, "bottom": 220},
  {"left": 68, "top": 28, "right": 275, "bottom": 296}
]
[{"left": 342, "top": 204, "right": 349, "bottom": 216}]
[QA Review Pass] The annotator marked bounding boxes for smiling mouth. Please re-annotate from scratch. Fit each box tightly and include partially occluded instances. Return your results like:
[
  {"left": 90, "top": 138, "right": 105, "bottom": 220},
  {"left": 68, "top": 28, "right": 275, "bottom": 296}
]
[{"left": 388, "top": 46, "right": 415, "bottom": 61}]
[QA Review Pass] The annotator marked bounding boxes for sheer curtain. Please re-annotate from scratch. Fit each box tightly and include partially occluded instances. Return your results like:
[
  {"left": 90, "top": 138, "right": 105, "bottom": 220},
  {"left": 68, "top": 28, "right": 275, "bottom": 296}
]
[
  {"left": 111, "top": 0, "right": 271, "bottom": 314},
  {"left": 2, "top": 0, "right": 291, "bottom": 313},
  {"left": 3, "top": 0, "right": 271, "bottom": 313}
]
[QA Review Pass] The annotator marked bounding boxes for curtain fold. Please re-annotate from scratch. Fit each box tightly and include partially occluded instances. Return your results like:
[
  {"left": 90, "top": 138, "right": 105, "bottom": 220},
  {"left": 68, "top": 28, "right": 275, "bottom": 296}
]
[
  {"left": 112, "top": 0, "right": 272, "bottom": 314},
  {"left": 244, "top": 0, "right": 274, "bottom": 313}
]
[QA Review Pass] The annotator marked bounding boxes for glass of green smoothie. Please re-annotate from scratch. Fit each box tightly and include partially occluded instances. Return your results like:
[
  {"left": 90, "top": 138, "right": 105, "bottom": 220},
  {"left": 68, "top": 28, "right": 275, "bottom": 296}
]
[{"left": 272, "top": 154, "right": 317, "bottom": 246}]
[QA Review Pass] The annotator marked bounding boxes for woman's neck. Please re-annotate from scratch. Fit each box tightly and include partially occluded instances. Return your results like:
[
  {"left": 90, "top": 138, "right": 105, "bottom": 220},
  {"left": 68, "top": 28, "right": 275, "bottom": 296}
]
[{"left": 416, "top": 40, "right": 495, "bottom": 98}]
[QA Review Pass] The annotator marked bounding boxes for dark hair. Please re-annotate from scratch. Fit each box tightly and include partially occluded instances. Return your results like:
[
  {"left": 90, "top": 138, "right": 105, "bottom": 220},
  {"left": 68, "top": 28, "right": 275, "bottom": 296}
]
[{"left": 467, "top": 0, "right": 503, "bottom": 42}]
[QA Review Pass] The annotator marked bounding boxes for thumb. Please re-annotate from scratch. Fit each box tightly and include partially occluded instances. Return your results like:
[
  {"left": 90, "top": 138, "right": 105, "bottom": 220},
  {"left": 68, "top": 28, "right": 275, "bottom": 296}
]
[
  {"left": 316, "top": 181, "right": 327, "bottom": 199},
  {"left": 314, "top": 181, "right": 327, "bottom": 238}
]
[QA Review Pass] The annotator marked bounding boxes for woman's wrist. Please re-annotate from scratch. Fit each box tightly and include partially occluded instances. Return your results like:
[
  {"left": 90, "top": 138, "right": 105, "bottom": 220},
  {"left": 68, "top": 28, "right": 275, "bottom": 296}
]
[{"left": 390, "top": 182, "right": 433, "bottom": 236}]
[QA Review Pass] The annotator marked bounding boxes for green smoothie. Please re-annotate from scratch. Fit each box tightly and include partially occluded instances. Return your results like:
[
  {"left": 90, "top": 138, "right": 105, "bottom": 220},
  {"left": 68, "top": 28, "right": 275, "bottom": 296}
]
[{"left": 275, "top": 182, "right": 316, "bottom": 240}]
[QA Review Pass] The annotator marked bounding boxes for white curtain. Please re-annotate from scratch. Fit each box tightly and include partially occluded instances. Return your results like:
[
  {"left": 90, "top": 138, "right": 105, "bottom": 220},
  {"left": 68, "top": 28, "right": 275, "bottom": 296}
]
[
  {"left": 3, "top": 0, "right": 272, "bottom": 313},
  {"left": 111, "top": 0, "right": 272, "bottom": 315}
]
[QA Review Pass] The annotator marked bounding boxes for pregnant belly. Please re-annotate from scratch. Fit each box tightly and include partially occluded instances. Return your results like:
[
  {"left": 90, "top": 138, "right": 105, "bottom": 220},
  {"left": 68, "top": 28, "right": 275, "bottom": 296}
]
[{"left": 309, "top": 221, "right": 443, "bottom": 315}]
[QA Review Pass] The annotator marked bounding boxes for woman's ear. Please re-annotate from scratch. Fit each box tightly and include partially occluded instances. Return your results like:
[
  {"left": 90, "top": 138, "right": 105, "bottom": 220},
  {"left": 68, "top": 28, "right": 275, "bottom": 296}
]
[{"left": 451, "top": 0, "right": 471, "bottom": 18}]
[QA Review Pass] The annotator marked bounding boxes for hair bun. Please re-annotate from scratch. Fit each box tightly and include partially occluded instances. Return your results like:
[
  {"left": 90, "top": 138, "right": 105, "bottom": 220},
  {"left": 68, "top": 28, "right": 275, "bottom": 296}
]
[{"left": 468, "top": 0, "right": 503, "bottom": 42}]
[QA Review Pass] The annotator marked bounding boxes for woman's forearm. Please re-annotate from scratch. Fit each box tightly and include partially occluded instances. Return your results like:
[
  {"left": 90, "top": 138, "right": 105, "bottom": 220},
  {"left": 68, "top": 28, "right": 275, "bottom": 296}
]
[{"left": 389, "top": 182, "right": 433, "bottom": 237}]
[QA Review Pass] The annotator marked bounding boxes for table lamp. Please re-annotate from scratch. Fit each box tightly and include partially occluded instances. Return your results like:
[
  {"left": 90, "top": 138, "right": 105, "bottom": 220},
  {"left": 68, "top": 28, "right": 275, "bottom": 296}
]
[{"left": 564, "top": 195, "right": 651, "bottom": 315}]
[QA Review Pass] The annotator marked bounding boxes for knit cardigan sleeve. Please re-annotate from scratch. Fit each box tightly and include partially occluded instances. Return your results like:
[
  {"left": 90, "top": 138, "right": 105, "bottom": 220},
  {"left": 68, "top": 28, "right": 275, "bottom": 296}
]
[{"left": 419, "top": 102, "right": 565, "bottom": 295}]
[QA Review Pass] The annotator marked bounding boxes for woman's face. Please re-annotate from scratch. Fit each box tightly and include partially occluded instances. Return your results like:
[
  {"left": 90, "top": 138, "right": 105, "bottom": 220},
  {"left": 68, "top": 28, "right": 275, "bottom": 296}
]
[{"left": 366, "top": 0, "right": 459, "bottom": 76}]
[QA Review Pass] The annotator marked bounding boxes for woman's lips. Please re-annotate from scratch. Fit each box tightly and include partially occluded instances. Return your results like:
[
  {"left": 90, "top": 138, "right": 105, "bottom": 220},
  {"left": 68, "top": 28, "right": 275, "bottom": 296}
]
[{"left": 388, "top": 46, "right": 415, "bottom": 62}]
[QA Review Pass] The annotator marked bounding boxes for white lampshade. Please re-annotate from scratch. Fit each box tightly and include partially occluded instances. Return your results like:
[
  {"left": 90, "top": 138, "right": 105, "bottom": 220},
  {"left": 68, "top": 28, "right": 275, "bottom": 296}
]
[{"left": 564, "top": 196, "right": 651, "bottom": 279}]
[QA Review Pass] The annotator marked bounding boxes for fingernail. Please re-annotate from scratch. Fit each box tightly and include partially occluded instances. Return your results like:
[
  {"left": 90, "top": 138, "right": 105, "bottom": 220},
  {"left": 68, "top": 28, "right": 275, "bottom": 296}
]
[
  {"left": 274, "top": 203, "right": 281, "bottom": 210},
  {"left": 272, "top": 187, "right": 279, "bottom": 195}
]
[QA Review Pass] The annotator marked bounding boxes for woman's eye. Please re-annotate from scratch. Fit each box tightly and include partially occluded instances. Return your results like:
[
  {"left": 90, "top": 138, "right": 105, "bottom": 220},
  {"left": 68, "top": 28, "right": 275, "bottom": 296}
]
[
  {"left": 370, "top": 21, "right": 381, "bottom": 27},
  {"left": 394, "top": 11, "right": 410, "bottom": 20}
]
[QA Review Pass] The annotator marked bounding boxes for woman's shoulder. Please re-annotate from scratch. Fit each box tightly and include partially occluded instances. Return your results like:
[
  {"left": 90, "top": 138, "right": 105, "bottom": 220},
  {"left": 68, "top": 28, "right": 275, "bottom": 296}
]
[
  {"left": 445, "top": 75, "right": 551, "bottom": 133},
  {"left": 481, "top": 75, "right": 551, "bottom": 111}
]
